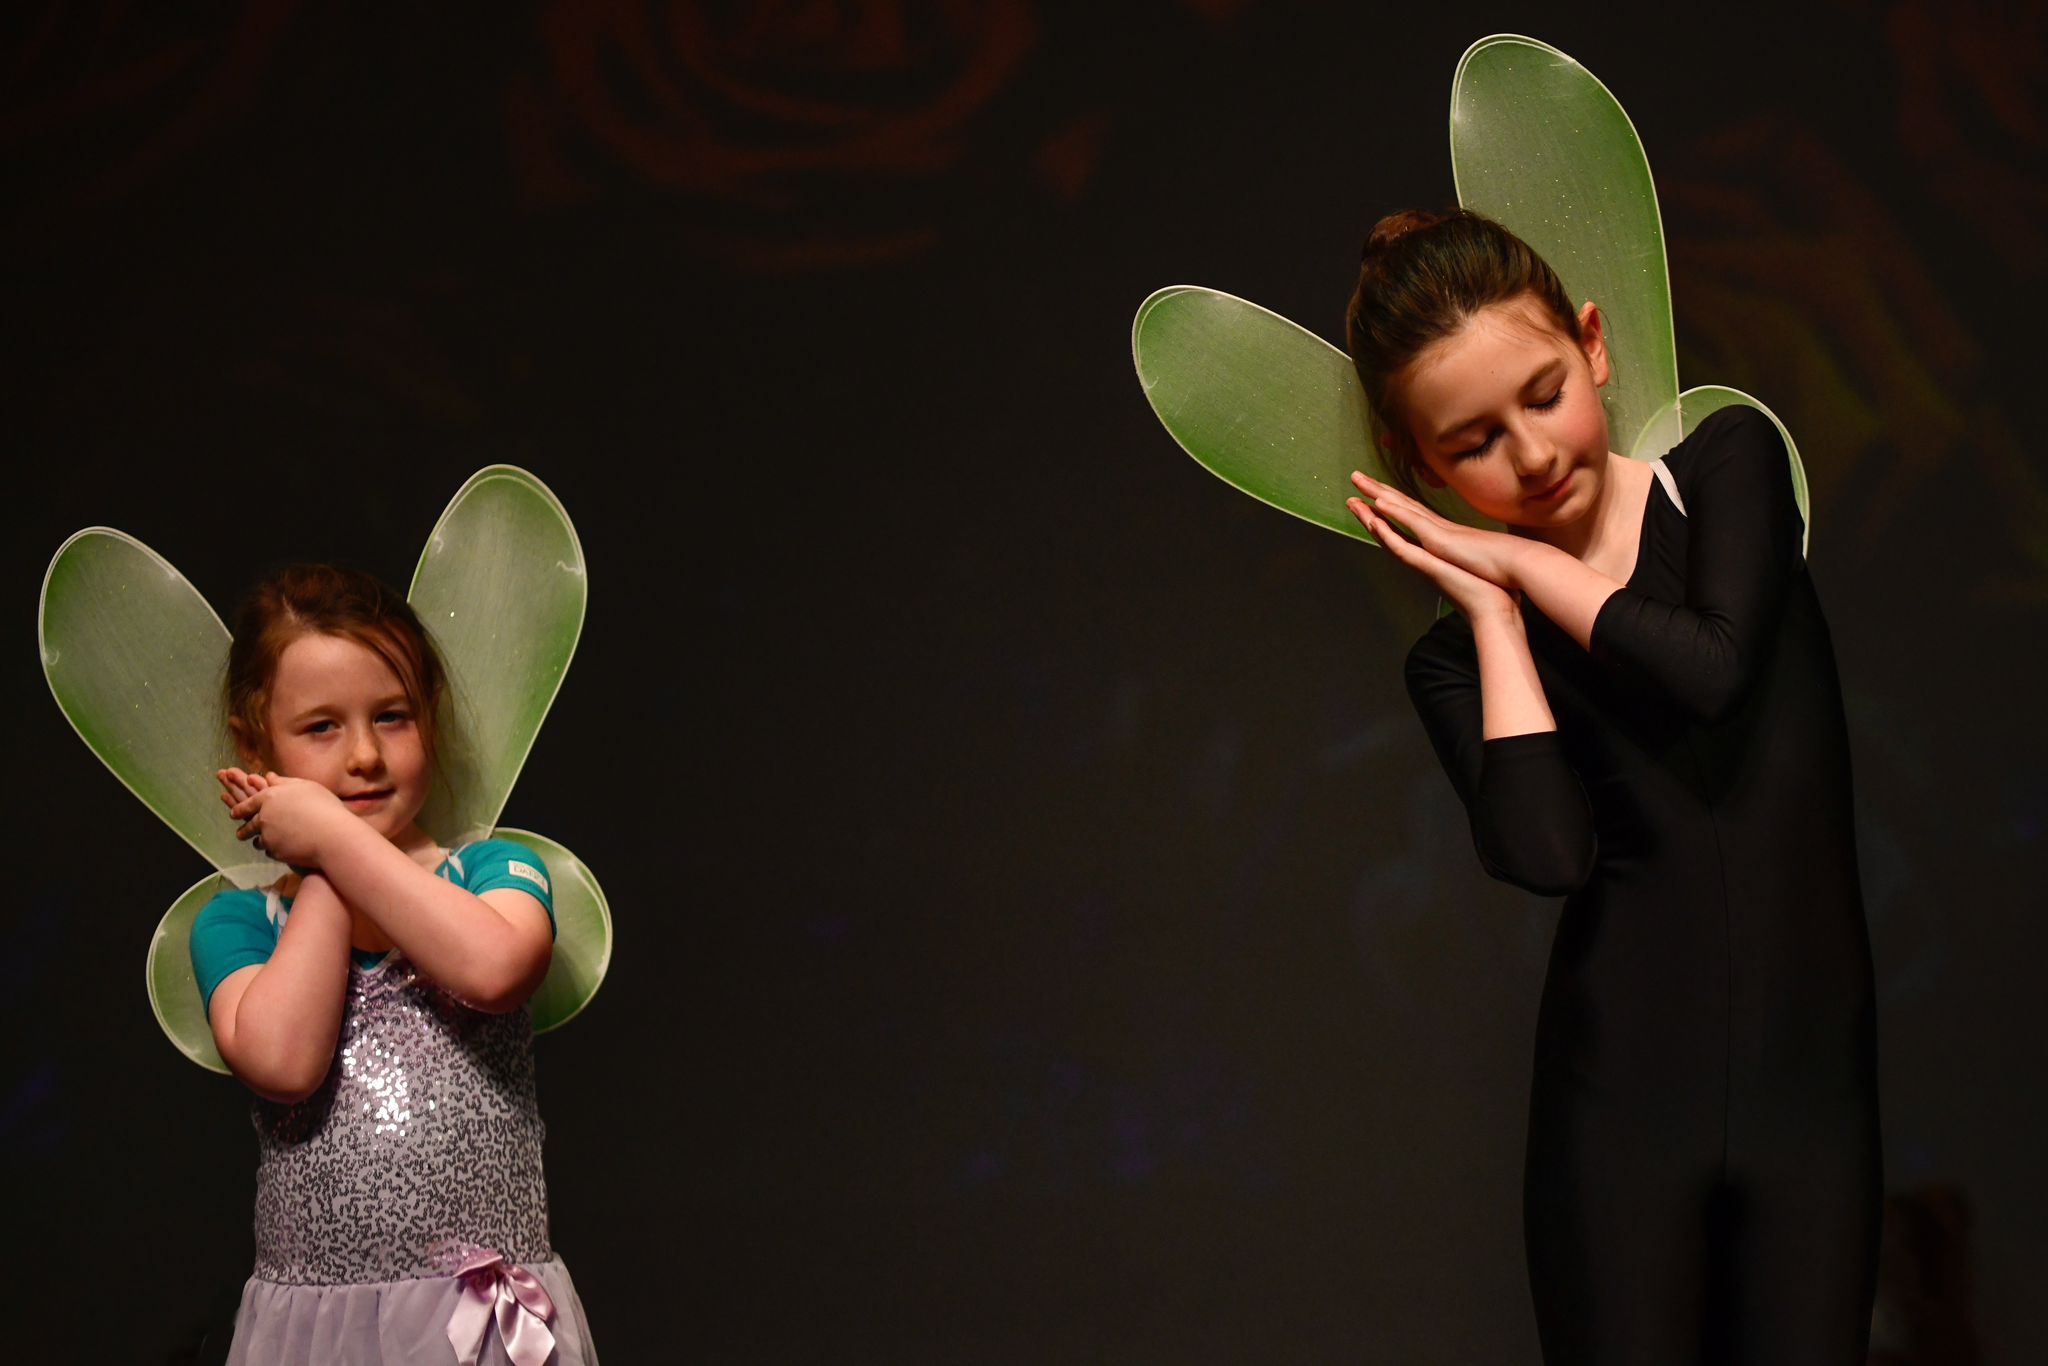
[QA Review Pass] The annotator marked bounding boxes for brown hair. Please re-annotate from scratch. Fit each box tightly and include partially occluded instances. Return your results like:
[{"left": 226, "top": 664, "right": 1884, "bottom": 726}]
[
  {"left": 224, "top": 564, "right": 446, "bottom": 766},
  {"left": 1344, "top": 208, "right": 1580, "bottom": 491}
]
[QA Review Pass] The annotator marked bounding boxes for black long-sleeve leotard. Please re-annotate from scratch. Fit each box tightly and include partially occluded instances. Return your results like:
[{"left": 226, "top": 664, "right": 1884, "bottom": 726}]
[{"left": 1404, "top": 406, "right": 1880, "bottom": 1366}]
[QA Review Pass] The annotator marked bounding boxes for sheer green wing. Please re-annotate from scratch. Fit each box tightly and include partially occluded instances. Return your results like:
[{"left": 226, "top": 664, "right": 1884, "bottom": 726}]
[
  {"left": 1637, "top": 386, "right": 1814, "bottom": 555},
  {"left": 1451, "top": 34, "right": 1681, "bottom": 461},
  {"left": 405, "top": 466, "right": 609, "bottom": 1031},
  {"left": 407, "top": 466, "right": 587, "bottom": 846},
  {"left": 148, "top": 872, "right": 237, "bottom": 1074},
  {"left": 1132, "top": 285, "right": 1493, "bottom": 539},
  {"left": 40, "top": 530, "right": 282, "bottom": 889},
  {"left": 494, "top": 828, "right": 612, "bottom": 1032}
]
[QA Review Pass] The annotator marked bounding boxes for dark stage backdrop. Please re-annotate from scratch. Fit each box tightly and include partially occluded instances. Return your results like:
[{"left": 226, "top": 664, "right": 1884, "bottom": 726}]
[{"left": 7, "top": 2, "right": 2044, "bottom": 1361}]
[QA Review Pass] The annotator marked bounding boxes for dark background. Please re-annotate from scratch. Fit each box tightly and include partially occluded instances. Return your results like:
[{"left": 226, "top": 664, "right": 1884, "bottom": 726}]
[{"left": 7, "top": 1, "right": 2044, "bottom": 1361}]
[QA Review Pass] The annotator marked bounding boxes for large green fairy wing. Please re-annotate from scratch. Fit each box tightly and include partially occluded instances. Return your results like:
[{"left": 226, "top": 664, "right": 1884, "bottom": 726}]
[
  {"left": 408, "top": 466, "right": 587, "bottom": 846},
  {"left": 407, "top": 466, "right": 610, "bottom": 1032},
  {"left": 1637, "top": 386, "right": 1814, "bottom": 554},
  {"left": 1451, "top": 34, "right": 1681, "bottom": 462},
  {"left": 148, "top": 872, "right": 237, "bottom": 1073},
  {"left": 494, "top": 827, "right": 612, "bottom": 1033},
  {"left": 40, "top": 530, "right": 282, "bottom": 889},
  {"left": 1132, "top": 284, "right": 1494, "bottom": 539}
]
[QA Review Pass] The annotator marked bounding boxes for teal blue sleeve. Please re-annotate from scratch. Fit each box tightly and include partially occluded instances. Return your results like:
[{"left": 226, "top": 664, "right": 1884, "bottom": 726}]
[
  {"left": 452, "top": 839, "right": 557, "bottom": 937},
  {"left": 189, "top": 890, "right": 278, "bottom": 1015}
]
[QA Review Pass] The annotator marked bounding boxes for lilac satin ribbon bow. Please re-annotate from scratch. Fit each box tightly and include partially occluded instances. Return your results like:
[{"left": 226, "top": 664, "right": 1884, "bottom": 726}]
[{"left": 447, "top": 1248, "right": 558, "bottom": 1366}]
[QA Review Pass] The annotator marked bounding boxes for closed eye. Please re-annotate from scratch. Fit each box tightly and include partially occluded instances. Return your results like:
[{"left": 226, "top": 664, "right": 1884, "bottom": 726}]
[
  {"left": 1451, "top": 387, "right": 1566, "bottom": 460},
  {"left": 1453, "top": 432, "right": 1500, "bottom": 460}
]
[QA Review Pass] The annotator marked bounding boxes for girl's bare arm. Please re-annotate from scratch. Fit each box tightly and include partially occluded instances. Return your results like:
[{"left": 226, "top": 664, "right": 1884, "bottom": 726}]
[{"left": 207, "top": 874, "right": 352, "bottom": 1103}]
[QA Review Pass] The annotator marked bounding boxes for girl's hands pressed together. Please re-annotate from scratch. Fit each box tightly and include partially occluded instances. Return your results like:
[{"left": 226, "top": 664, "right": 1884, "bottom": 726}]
[
  {"left": 1347, "top": 479, "right": 1519, "bottom": 622},
  {"left": 219, "top": 768, "right": 350, "bottom": 868},
  {"left": 1349, "top": 472, "right": 1535, "bottom": 590}
]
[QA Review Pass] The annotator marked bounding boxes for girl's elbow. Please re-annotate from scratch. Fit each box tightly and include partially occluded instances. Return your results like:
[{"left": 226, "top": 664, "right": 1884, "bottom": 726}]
[
  {"left": 461, "top": 947, "right": 553, "bottom": 1014},
  {"left": 228, "top": 1047, "right": 332, "bottom": 1104},
  {"left": 1476, "top": 828, "right": 1596, "bottom": 896}
]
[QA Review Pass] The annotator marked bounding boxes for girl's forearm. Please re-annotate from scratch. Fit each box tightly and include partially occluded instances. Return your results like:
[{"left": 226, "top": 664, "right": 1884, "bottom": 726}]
[
  {"left": 1508, "top": 540, "right": 1622, "bottom": 650},
  {"left": 223, "top": 876, "right": 351, "bottom": 1101},
  {"left": 315, "top": 820, "right": 546, "bottom": 1009},
  {"left": 1471, "top": 603, "right": 1559, "bottom": 739}
]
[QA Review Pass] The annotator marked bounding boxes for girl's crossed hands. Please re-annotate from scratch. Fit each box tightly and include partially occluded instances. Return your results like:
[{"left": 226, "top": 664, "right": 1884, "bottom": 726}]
[
  {"left": 1347, "top": 473, "right": 1525, "bottom": 620},
  {"left": 217, "top": 767, "right": 346, "bottom": 868}
]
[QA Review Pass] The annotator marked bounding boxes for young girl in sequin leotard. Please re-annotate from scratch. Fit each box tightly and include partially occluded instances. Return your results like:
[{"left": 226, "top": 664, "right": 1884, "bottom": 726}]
[
  {"left": 1341, "top": 210, "right": 1880, "bottom": 1365},
  {"left": 190, "top": 564, "right": 599, "bottom": 1365}
]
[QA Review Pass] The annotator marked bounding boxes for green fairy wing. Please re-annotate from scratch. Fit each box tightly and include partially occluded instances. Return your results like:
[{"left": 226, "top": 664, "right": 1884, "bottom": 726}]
[
  {"left": 1132, "top": 284, "right": 1495, "bottom": 540},
  {"left": 408, "top": 466, "right": 587, "bottom": 845},
  {"left": 1450, "top": 34, "right": 1680, "bottom": 461},
  {"left": 1640, "top": 386, "right": 1814, "bottom": 553},
  {"left": 42, "top": 530, "right": 281, "bottom": 1075},
  {"left": 407, "top": 466, "right": 610, "bottom": 1033},
  {"left": 493, "top": 827, "right": 612, "bottom": 1032},
  {"left": 39, "top": 530, "right": 284, "bottom": 890},
  {"left": 148, "top": 872, "right": 239, "bottom": 1072}
]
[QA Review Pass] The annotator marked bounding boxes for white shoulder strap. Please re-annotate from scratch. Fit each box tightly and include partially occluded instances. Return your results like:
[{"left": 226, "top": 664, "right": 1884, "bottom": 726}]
[{"left": 1649, "top": 456, "right": 1687, "bottom": 517}]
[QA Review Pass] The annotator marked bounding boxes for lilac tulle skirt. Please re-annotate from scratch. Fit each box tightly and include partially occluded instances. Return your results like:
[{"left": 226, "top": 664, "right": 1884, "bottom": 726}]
[{"left": 224, "top": 1257, "right": 598, "bottom": 1366}]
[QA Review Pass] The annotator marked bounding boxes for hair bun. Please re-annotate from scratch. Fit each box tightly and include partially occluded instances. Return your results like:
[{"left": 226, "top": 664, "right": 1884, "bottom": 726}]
[{"left": 1362, "top": 208, "right": 1452, "bottom": 260}]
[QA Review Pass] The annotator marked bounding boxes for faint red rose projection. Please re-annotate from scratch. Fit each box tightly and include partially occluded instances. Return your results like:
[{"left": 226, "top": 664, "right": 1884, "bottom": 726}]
[
  {"left": 1887, "top": 0, "right": 2047, "bottom": 280},
  {"left": 0, "top": 0, "right": 297, "bottom": 230},
  {"left": 508, "top": 0, "right": 1053, "bottom": 269},
  {"left": 1663, "top": 115, "right": 2048, "bottom": 599}
]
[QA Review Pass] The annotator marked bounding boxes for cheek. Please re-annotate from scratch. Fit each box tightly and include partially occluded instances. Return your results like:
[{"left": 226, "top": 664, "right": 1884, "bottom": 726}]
[
  {"left": 1566, "top": 391, "right": 1610, "bottom": 452},
  {"left": 390, "top": 733, "right": 430, "bottom": 784},
  {"left": 1450, "top": 462, "right": 1522, "bottom": 510},
  {"left": 265, "top": 736, "right": 319, "bottom": 778}
]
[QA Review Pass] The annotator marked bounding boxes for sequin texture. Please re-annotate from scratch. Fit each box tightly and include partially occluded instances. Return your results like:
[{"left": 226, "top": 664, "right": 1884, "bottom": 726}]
[{"left": 249, "top": 954, "right": 552, "bottom": 1284}]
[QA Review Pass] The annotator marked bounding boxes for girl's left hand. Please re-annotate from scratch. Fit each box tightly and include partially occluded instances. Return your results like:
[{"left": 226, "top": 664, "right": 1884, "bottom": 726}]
[
  {"left": 1349, "top": 472, "right": 1529, "bottom": 589},
  {"left": 224, "top": 771, "right": 347, "bottom": 867}
]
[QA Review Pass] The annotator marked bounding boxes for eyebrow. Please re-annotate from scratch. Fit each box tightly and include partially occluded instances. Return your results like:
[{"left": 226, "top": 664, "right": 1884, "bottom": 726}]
[{"left": 1431, "top": 359, "right": 1568, "bottom": 443}]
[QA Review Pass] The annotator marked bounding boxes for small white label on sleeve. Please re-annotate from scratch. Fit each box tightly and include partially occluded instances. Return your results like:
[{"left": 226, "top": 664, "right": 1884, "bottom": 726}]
[{"left": 507, "top": 860, "right": 551, "bottom": 894}]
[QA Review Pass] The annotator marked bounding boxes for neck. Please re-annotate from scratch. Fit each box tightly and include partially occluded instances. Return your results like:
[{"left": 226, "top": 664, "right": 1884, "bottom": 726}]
[{"left": 390, "top": 821, "right": 444, "bottom": 867}]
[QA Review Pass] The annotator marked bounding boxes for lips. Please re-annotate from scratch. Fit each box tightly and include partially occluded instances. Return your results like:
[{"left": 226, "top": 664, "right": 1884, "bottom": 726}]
[
  {"left": 341, "top": 789, "right": 393, "bottom": 808},
  {"left": 1527, "top": 472, "right": 1572, "bottom": 504}
]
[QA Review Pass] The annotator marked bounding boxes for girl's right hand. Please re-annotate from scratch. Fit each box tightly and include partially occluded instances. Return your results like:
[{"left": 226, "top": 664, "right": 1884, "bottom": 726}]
[
  {"left": 217, "top": 767, "right": 270, "bottom": 812},
  {"left": 1348, "top": 496, "right": 1518, "bottom": 621},
  {"left": 217, "top": 768, "right": 275, "bottom": 857}
]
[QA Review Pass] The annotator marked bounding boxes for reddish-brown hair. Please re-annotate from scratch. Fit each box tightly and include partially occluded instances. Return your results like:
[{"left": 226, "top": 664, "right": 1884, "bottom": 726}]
[
  {"left": 224, "top": 564, "right": 446, "bottom": 766},
  {"left": 1344, "top": 208, "right": 1580, "bottom": 492}
]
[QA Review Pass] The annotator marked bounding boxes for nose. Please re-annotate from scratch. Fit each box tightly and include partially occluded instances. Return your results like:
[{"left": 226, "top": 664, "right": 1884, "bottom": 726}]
[
  {"left": 346, "top": 724, "right": 385, "bottom": 777},
  {"left": 1508, "top": 422, "right": 1554, "bottom": 480}
]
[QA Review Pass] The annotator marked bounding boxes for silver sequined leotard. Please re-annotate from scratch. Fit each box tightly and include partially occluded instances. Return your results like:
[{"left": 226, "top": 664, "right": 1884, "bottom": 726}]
[{"left": 250, "top": 951, "right": 552, "bottom": 1285}]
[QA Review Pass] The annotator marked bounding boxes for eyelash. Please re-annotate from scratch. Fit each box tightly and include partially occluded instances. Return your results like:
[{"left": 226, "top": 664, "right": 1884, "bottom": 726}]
[
  {"left": 1455, "top": 388, "right": 1566, "bottom": 460},
  {"left": 303, "top": 711, "right": 410, "bottom": 736}
]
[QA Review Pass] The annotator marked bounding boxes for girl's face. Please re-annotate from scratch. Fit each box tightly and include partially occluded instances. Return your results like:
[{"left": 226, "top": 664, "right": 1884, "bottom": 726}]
[
  {"left": 1392, "top": 295, "right": 1614, "bottom": 532},
  {"left": 259, "top": 632, "right": 431, "bottom": 842}
]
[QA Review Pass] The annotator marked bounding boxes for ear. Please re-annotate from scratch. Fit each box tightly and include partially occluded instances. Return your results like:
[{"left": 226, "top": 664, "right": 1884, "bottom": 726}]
[{"left": 1576, "top": 301, "right": 1611, "bottom": 387}]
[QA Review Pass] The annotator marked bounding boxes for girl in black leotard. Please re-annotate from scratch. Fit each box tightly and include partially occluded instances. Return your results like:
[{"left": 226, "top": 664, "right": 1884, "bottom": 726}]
[{"left": 1340, "top": 209, "right": 1881, "bottom": 1365}]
